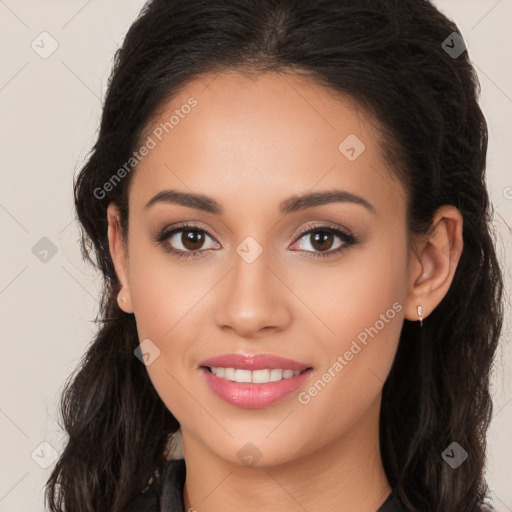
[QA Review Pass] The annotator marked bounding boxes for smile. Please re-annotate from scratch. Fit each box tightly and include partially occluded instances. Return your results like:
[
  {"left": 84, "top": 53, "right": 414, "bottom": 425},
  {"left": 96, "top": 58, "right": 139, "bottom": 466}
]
[
  {"left": 206, "top": 367, "right": 304, "bottom": 383},
  {"left": 200, "top": 366, "right": 314, "bottom": 409}
]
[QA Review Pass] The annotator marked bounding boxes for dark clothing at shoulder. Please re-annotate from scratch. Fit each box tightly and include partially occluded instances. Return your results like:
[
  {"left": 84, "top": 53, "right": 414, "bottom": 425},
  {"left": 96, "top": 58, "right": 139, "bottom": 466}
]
[
  {"left": 127, "top": 458, "right": 407, "bottom": 512},
  {"left": 378, "top": 489, "right": 408, "bottom": 511},
  {"left": 126, "top": 458, "right": 186, "bottom": 512}
]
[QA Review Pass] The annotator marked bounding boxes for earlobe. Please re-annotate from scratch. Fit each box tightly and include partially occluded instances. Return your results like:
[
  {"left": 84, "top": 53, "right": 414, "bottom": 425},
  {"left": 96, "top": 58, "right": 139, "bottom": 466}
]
[
  {"left": 107, "top": 203, "right": 134, "bottom": 313},
  {"left": 404, "top": 205, "right": 463, "bottom": 324},
  {"left": 116, "top": 290, "right": 133, "bottom": 313}
]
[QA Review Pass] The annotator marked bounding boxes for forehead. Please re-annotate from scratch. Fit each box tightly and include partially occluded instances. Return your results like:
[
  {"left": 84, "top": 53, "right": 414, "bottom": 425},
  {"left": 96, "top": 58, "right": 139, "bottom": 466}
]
[{"left": 128, "top": 70, "right": 406, "bottom": 219}]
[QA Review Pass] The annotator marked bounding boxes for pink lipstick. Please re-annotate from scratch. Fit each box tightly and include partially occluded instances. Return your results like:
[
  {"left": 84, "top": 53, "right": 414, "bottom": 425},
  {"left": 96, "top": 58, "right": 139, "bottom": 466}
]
[{"left": 199, "top": 353, "right": 313, "bottom": 408}]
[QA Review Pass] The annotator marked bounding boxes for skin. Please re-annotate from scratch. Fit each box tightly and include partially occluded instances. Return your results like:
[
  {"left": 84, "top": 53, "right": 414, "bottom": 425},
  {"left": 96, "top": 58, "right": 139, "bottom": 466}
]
[{"left": 107, "top": 71, "right": 463, "bottom": 512}]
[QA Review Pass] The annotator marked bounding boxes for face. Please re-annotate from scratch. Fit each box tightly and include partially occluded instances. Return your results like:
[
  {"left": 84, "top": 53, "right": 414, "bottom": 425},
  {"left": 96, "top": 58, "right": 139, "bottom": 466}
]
[{"left": 110, "top": 70, "right": 413, "bottom": 467}]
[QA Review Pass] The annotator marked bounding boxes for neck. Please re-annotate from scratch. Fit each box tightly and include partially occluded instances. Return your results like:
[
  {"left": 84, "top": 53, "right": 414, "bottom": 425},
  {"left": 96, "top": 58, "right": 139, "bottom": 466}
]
[{"left": 181, "top": 399, "right": 391, "bottom": 512}]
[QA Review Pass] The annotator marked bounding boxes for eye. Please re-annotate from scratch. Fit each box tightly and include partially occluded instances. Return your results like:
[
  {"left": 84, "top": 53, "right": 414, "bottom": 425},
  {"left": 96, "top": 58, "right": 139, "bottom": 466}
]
[
  {"left": 155, "top": 223, "right": 220, "bottom": 260},
  {"left": 289, "top": 224, "right": 358, "bottom": 258},
  {"left": 155, "top": 222, "right": 358, "bottom": 261}
]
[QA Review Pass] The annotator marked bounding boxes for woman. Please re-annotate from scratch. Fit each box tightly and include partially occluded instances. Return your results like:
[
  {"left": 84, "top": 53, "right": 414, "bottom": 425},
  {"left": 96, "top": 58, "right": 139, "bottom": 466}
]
[{"left": 45, "top": 0, "right": 504, "bottom": 511}]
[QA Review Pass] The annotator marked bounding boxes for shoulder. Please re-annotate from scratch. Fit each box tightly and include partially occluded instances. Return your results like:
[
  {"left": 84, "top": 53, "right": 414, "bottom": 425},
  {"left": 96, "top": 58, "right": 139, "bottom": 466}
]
[
  {"left": 379, "top": 489, "right": 499, "bottom": 512},
  {"left": 124, "top": 483, "right": 160, "bottom": 512},
  {"left": 125, "top": 459, "right": 186, "bottom": 512},
  {"left": 378, "top": 489, "right": 408, "bottom": 512}
]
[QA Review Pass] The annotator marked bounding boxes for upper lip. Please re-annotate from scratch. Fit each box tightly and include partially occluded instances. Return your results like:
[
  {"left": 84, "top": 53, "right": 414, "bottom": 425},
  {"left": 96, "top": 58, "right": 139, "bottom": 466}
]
[{"left": 199, "top": 353, "right": 312, "bottom": 371}]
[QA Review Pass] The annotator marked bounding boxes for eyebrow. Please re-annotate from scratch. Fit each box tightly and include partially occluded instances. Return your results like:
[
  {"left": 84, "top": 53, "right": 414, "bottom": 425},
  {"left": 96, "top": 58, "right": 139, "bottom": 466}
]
[{"left": 144, "top": 189, "right": 376, "bottom": 215}]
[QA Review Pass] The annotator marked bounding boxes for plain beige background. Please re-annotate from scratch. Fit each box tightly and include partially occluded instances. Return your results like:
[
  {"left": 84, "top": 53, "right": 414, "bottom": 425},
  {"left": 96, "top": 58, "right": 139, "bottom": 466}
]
[{"left": 0, "top": 1, "right": 511, "bottom": 510}]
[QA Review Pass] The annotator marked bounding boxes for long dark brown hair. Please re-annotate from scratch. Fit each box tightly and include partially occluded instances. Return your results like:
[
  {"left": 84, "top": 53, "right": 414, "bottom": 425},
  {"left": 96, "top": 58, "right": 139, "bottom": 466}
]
[{"left": 45, "top": 1, "right": 504, "bottom": 511}]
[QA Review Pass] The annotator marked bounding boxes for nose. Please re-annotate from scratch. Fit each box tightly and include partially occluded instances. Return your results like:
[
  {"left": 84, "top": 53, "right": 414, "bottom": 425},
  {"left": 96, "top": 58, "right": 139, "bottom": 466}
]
[{"left": 214, "top": 245, "right": 292, "bottom": 339}]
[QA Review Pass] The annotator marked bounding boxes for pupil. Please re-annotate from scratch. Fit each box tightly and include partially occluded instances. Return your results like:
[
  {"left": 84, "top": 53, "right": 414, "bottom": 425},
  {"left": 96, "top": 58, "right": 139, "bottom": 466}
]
[
  {"left": 311, "top": 232, "right": 333, "bottom": 251},
  {"left": 183, "top": 230, "right": 204, "bottom": 250}
]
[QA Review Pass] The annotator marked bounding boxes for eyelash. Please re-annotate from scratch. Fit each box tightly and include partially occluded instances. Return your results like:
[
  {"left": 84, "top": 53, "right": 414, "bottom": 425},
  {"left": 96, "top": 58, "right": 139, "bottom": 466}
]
[{"left": 154, "top": 222, "right": 359, "bottom": 261}]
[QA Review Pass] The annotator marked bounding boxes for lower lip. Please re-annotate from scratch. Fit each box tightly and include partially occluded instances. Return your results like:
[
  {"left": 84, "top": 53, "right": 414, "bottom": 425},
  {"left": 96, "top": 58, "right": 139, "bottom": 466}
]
[{"left": 200, "top": 367, "right": 313, "bottom": 409}]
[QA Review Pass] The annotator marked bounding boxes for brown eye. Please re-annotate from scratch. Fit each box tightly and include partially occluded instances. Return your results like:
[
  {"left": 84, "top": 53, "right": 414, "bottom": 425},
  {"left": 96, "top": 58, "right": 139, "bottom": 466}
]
[
  {"left": 156, "top": 224, "right": 220, "bottom": 259},
  {"left": 290, "top": 225, "right": 358, "bottom": 258},
  {"left": 180, "top": 229, "right": 206, "bottom": 251},
  {"left": 309, "top": 231, "right": 336, "bottom": 252}
]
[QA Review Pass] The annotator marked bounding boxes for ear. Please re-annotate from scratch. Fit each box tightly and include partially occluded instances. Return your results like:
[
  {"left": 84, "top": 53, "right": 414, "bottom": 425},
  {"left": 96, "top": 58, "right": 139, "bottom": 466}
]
[
  {"left": 404, "top": 205, "right": 463, "bottom": 324},
  {"left": 107, "top": 203, "right": 134, "bottom": 313}
]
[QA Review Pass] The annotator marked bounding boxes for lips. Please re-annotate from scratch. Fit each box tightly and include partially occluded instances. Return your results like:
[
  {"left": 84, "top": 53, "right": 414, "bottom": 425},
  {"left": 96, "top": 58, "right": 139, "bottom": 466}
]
[
  {"left": 198, "top": 353, "right": 314, "bottom": 408},
  {"left": 199, "top": 353, "right": 312, "bottom": 372}
]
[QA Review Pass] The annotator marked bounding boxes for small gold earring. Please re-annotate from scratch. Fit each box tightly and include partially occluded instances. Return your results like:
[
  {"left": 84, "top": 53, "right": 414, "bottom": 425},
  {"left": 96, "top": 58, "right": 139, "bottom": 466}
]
[{"left": 417, "top": 305, "right": 423, "bottom": 327}]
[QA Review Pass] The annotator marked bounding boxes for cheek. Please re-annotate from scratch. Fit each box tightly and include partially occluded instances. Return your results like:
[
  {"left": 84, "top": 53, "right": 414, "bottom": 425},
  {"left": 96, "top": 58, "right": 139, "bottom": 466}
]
[
  {"left": 127, "top": 236, "right": 208, "bottom": 340},
  {"left": 126, "top": 240, "right": 212, "bottom": 416},
  {"left": 338, "top": 244, "right": 406, "bottom": 348},
  {"left": 126, "top": 245, "right": 205, "bottom": 424},
  {"left": 294, "top": 235, "right": 407, "bottom": 423},
  {"left": 338, "top": 236, "right": 407, "bottom": 374},
  {"left": 292, "top": 228, "right": 407, "bottom": 354}
]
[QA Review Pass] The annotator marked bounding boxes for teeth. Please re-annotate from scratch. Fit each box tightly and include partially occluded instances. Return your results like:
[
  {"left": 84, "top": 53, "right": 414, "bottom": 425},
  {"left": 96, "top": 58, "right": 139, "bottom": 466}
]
[
  {"left": 235, "top": 369, "right": 252, "bottom": 383},
  {"left": 209, "top": 367, "right": 302, "bottom": 383},
  {"left": 270, "top": 369, "right": 283, "bottom": 381}
]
